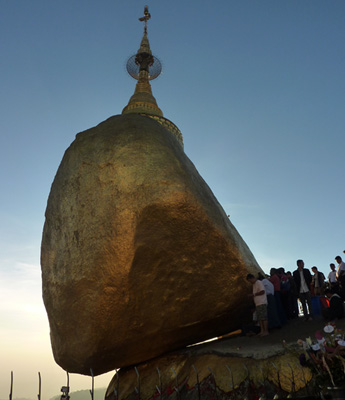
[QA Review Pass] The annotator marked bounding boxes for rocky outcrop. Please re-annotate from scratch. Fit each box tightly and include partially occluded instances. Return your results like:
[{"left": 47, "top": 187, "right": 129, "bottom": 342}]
[
  {"left": 105, "top": 316, "right": 345, "bottom": 399},
  {"left": 41, "top": 113, "right": 262, "bottom": 375},
  {"left": 105, "top": 352, "right": 312, "bottom": 400}
]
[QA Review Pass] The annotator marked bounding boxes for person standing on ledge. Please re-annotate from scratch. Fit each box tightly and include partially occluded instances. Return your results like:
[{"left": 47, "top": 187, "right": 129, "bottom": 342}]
[
  {"left": 328, "top": 263, "right": 337, "bottom": 288},
  {"left": 246, "top": 274, "right": 269, "bottom": 336},
  {"left": 335, "top": 255, "right": 345, "bottom": 300},
  {"left": 311, "top": 266, "right": 325, "bottom": 296},
  {"left": 293, "top": 260, "right": 313, "bottom": 321}
]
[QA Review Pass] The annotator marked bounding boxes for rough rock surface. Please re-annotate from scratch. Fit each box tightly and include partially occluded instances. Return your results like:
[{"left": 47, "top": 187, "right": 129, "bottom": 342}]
[
  {"left": 41, "top": 113, "right": 262, "bottom": 375},
  {"left": 106, "top": 316, "right": 339, "bottom": 400},
  {"left": 105, "top": 352, "right": 311, "bottom": 400}
]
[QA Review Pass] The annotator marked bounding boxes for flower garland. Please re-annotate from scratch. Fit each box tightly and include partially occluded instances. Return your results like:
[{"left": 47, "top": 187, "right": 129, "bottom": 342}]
[{"left": 297, "top": 323, "right": 345, "bottom": 388}]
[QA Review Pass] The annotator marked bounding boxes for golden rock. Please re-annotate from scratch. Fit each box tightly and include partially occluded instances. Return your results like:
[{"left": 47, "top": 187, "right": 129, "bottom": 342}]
[{"left": 41, "top": 113, "right": 262, "bottom": 375}]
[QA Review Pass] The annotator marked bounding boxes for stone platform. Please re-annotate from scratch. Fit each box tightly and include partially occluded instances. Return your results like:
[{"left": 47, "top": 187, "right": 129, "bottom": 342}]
[{"left": 105, "top": 316, "right": 345, "bottom": 399}]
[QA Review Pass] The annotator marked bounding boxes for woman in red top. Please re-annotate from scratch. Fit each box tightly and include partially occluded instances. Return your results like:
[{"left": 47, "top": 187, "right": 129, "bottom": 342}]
[{"left": 269, "top": 268, "right": 281, "bottom": 291}]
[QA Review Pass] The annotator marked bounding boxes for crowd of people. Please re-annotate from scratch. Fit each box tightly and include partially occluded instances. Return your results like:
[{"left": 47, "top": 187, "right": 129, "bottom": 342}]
[{"left": 245, "top": 251, "right": 345, "bottom": 337}]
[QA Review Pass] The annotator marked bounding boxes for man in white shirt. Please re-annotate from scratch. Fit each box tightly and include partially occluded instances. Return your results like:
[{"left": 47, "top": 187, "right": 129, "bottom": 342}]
[
  {"left": 258, "top": 273, "right": 281, "bottom": 329},
  {"left": 335, "top": 256, "right": 345, "bottom": 279},
  {"left": 328, "top": 263, "right": 337, "bottom": 286},
  {"left": 261, "top": 276, "right": 274, "bottom": 296},
  {"left": 335, "top": 256, "right": 345, "bottom": 299},
  {"left": 246, "top": 274, "right": 269, "bottom": 336}
]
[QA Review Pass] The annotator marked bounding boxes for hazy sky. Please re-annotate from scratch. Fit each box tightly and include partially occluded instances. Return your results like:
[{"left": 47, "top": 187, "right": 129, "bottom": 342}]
[{"left": 1, "top": 1, "right": 344, "bottom": 399}]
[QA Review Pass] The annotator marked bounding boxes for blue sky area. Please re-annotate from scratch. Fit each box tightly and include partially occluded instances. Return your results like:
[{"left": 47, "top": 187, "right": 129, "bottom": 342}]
[{"left": 0, "top": 1, "right": 344, "bottom": 398}]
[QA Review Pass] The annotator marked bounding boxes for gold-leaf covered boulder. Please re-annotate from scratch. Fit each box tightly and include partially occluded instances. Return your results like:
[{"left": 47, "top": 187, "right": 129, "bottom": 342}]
[{"left": 41, "top": 113, "right": 262, "bottom": 375}]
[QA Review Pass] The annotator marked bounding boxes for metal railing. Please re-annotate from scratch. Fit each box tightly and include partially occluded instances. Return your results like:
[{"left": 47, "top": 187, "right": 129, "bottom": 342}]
[{"left": 6, "top": 362, "right": 343, "bottom": 400}]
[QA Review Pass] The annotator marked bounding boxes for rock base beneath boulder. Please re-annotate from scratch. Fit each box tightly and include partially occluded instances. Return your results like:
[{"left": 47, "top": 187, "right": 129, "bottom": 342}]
[
  {"left": 105, "top": 316, "right": 345, "bottom": 400},
  {"left": 105, "top": 352, "right": 311, "bottom": 400}
]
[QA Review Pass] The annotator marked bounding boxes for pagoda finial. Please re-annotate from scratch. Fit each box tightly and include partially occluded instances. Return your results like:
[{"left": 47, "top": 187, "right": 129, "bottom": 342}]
[
  {"left": 122, "top": 6, "right": 184, "bottom": 147},
  {"left": 139, "top": 5, "right": 151, "bottom": 34},
  {"left": 122, "top": 6, "right": 163, "bottom": 117}
]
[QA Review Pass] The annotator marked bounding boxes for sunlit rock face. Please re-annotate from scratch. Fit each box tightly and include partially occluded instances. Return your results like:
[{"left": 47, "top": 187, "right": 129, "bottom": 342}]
[{"left": 41, "top": 113, "right": 262, "bottom": 375}]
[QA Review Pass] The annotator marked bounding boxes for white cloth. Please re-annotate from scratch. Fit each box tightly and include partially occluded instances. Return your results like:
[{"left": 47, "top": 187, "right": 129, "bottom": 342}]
[
  {"left": 252, "top": 280, "right": 267, "bottom": 306},
  {"left": 336, "top": 261, "right": 345, "bottom": 279},
  {"left": 299, "top": 270, "right": 309, "bottom": 293},
  {"left": 262, "top": 278, "right": 274, "bottom": 296},
  {"left": 328, "top": 270, "right": 337, "bottom": 283}
]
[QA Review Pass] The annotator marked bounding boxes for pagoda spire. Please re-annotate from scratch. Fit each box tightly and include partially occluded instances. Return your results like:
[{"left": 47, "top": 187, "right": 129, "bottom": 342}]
[
  {"left": 122, "top": 6, "right": 184, "bottom": 148},
  {"left": 122, "top": 6, "right": 163, "bottom": 117}
]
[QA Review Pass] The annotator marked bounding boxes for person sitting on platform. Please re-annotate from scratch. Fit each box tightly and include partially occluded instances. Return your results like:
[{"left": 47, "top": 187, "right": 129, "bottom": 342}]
[{"left": 322, "top": 288, "right": 344, "bottom": 321}]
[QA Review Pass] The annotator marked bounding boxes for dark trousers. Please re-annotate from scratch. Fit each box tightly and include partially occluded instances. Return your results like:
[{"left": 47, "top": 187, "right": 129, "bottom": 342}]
[
  {"left": 267, "top": 294, "right": 281, "bottom": 329},
  {"left": 287, "top": 293, "right": 299, "bottom": 318},
  {"left": 299, "top": 291, "right": 313, "bottom": 319},
  {"left": 274, "top": 291, "right": 287, "bottom": 325},
  {"left": 340, "top": 276, "right": 345, "bottom": 300}
]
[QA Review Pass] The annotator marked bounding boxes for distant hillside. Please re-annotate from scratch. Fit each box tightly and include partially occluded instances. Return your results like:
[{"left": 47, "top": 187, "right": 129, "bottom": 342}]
[{"left": 49, "top": 388, "right": 106, "bottom": 400}]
